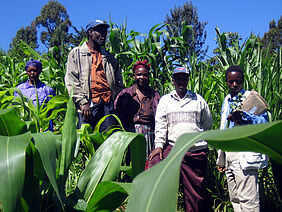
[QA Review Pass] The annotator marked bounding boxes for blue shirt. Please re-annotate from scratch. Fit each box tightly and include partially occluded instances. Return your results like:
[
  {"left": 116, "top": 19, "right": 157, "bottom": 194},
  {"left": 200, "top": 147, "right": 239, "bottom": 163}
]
[
  {"left": 15, "top": 81, "right": 55, "bottom": 106},
  {"left": 222, "top": 89, "right": 268, "bottom": 129}
]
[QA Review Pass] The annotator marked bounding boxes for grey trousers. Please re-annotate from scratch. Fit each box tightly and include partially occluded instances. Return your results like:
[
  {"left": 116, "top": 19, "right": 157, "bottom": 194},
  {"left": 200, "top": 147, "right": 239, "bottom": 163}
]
[{"left": 226, "top": 152, "right": 260, "bottom": 212}]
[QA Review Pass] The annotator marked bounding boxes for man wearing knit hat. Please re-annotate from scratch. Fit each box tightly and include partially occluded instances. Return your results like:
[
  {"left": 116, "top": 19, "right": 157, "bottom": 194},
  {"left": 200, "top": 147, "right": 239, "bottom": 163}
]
[
  {"left": 148, "top": 67, "right": 213, "bottom": 212},
  {"left": 65, "top": 20, "right": 124, "bottom": 132}
]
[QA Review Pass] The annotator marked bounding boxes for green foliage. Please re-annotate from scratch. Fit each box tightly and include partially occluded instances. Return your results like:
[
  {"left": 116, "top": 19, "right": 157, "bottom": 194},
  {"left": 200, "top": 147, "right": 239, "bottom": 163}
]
[
  {"left": 260, "top": 16, "right": 282, "bottom": 54},
  {"left": 0, "top": 16, "right": 281, "bottom": 211},
  {"left": 0, "top": 132, "right": 32, "bottom": 212},
  {"left": 77, "top": 131, "right": 145, "bottom": 204},
  {"left": 127, "top": 121, "right": 282, "bottom": 212},
  {"left": 9, "top": 22, "right": 38, "bottom": 60},
  {"left": 212, "top": 31, "right": 242, "bottom": 60},
  {"left": 0, "top": 108, "right": 27, "bottom": 135},
  {"left": 85, "top": 181, "right": 131, "bottom": 211},
  {"left": 205, "top": 147, "right": 233, "bottom": 211},
  {"left": 32, "top": 131, "right": 64, "bottom": 208},
  {"left": 0, "top": 95, "right": 146, "bottom": 211},
  {"left": 214, "top": 27, "right": 282, "bottom": 121},
  {"left": 35, "top": 0, "right": 73, "bottom": 48},
  {"left": 40, "top": 44, "right": 70, "bottom": 96},
  {"left": 107, "top": 21, "right": 188, "bottom": 96},
  {"left": 59, "top": 92, "right": 78, "bottom": 181},
  {"left": 165, "top": 1, "right": 208, "bottom": 60},
  {"left": 0, "top": 56, "right": 27, "bottom": 89}
]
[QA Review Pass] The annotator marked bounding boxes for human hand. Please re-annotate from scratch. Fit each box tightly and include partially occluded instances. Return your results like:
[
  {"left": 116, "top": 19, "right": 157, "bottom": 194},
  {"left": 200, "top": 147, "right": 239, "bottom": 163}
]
[
  {"left": 228, "top": 111, "right": 244, "bottom": 124},
  {"left": 81, "top": 104, "right": 91, "bottom": 121},
  {"left": 217, "top": 166, "right": 226, "bottom": 173},
  {"left": 148, "top": 147, "right": 163, "bottom": 161}
]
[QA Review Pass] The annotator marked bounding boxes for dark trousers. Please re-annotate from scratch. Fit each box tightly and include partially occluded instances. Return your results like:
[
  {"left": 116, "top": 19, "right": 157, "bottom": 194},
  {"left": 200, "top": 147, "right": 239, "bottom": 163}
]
[
  {"left": 78, "top": 99, "right": 117, "bottom": 132},
  {"left": 148, "top": 144, "right": 208, "bottom": 212}
]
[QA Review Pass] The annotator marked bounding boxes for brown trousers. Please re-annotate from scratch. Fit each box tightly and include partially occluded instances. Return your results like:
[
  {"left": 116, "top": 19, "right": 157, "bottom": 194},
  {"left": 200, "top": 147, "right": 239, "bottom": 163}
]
[{"left": 148, "top": 144, "right": 208, "bottom": 212}]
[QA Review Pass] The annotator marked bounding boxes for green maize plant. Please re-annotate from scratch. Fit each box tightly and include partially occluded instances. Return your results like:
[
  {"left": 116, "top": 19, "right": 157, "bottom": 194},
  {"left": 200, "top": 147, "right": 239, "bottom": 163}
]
[
  {"left": 0, "top": 56, "right": 27, "bottom": 89},
  {"left": 40, "top": 43, "right": 71, "bottom": 96},
  {"left": 205, "top": 28, "right": 282, "bottom": 211},
  {"left": 126, "top": 120, "right": 282, "bottom": 212},
  {"left": 0, "top": 94, "right": 146, "bottom": 211},
  {"left": 214, "top": 27, "right": 281, "bottom": 121},
  {"left": 107, "top": 20, "right": 192, "bottom": 96},
  {"left": 0, "top": 19, "right": 281, "bottom": 211}
]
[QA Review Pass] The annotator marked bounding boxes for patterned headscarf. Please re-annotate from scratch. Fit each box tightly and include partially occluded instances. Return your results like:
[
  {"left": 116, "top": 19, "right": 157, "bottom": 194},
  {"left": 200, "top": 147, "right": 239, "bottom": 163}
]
[
  {"left": 132, "top": 60, "right": 151, "bottom": 72},
  {"left": 25, "top": 59, "right": 42, "bottom": 71}
]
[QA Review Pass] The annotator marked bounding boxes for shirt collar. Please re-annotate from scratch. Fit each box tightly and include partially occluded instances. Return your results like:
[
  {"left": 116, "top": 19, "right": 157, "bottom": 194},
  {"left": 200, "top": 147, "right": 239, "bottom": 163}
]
[
  {"left": 132, "top": 84, "right": 153, "bottom": 98},
  {"left": 23, "top": 80, "right": 43, "bottom": 89},
  {"left": 229, "top": 89, "right": 245, "bottom": 102},
  {"left": 171, "top": 90, "right": 195, "bottom": 100}
]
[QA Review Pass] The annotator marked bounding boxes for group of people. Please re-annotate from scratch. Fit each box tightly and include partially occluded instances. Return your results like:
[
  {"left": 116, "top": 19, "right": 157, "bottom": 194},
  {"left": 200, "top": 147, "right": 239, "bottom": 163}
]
[{"left": 17, "top": 19, "right": 271, "bottom": 212}]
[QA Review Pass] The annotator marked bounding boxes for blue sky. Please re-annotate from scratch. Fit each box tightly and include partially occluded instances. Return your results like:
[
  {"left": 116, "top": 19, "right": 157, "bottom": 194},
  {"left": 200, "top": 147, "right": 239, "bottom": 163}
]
[{"left": 0, "top": 0, "right": 281, "bottom": 57}]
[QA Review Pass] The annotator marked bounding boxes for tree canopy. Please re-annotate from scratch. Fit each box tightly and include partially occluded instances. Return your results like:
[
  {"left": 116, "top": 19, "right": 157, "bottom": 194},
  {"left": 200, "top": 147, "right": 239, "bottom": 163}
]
[
  {"left": 8, "top": 21, "right": 38, "bottom": 59},
  {"left": 164, "top": 1, "right": 208, "bottom": 61},
  {"left": 10, "top": 22, "right": 38, "bottom": 49},
  {"left": 260, "top": 16, "right": 282, "bottom": 54},
  {"left": 8, "top": 0, "right": 85, "bottom": 60},
  {"left": 35, "top": 0, "right": 73, "bottom": 48}
]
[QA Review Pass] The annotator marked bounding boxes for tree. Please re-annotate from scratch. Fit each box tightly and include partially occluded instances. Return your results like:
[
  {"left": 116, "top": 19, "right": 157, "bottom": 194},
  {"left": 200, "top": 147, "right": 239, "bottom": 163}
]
[
  {"left": 10, "top": 21, "right": 38, "bottom": 49},
  {"left": 8, "top": 21, "right": 38, "bottom": 59},
  {"left": 35, "top": 0, "right": 73, "bottom": 48},
  {"left": 164, "top": 1, "right": 208, "bottom": 61},
  {"left": 68, "top": 26, "right": 87, "bottom": 46},
  {"left": 260, "top": 16, "right": 282, "bottom": 53},
  {"left": 0, "top": 47, "right": 7, "bottom": 64}
]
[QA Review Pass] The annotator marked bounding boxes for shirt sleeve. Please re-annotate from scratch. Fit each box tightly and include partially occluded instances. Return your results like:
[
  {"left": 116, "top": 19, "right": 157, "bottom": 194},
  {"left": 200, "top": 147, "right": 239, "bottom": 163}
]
[
  {"left": 154, "top": 96, "right": 168, "bottom": 149},
  {"left": 242, "top": 111, "right": 268, "bottom": 124},
  {"left": 65, "top": 48, "right": 89, "bottom": 107},
  {"left": 14, "top": 83, "right": 24, "bottom": 97},
  {"left": 202, "top": 100, "right": 213, "bottom": 130}
]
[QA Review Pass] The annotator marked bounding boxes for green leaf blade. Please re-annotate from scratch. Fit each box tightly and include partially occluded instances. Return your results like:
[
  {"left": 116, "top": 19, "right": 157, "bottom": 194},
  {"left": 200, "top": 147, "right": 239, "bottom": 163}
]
[
  {"left": 0, "top": 132, "right": 31, "bottom": 212},
  {"left": 32, "top": 131, "right": 63, "bottom": 208},
  {"left": 127, "top": 121, "right": 282, "bottom": 212}
]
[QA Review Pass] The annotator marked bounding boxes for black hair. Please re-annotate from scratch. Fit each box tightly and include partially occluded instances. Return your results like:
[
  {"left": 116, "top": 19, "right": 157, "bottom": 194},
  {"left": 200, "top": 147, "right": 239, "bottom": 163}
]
[{"left": 225, "top": 65, "right": 244, "bottom": 81}]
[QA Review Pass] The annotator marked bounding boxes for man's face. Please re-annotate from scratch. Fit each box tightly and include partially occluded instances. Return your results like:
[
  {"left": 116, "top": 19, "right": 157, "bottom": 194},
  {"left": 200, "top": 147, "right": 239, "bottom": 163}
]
[
  {"left": 172, "top": 73, "right": 189, "bottom": 94},
  {"left": 88, "top": 25, "right": 108, "bottom": 46},
  {"left": 26, "top": 65, "right": 41, "bottom": 82},
  {"left": 134, "top": 67, "right": 149, "bottom": 87},
  {"left": 226, "top": 71, "right": 243, "bottom": 97}
]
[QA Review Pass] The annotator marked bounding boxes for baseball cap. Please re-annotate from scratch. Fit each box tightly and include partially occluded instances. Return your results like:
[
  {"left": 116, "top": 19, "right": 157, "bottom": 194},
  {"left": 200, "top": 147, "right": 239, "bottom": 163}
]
[
  {"left": 85, "top": 20, "right": 110, "bottom": 32},
  {"left": 172, "top": 67, "right": 190, "bottom": 75}
]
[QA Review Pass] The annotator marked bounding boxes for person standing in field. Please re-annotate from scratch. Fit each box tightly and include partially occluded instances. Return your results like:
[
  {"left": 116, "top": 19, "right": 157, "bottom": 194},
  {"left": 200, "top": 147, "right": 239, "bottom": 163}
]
[
  {"left": 65, "top": 20, "right": 124, "bottom": 132},
  {"left": 148, "top": 67, "right": 213, "bottom": 212},
  {"left": 115, "top": 60, "right": 160, "bottom": 159},
  {"left": 217, "top": 65, "right": 268, "bottom": 212},
  {"left": 15, "top": 59, "right": 55, "bottom": 106},
  {"left": 14, "top": 59, "right": 56, "bottom": 131}
]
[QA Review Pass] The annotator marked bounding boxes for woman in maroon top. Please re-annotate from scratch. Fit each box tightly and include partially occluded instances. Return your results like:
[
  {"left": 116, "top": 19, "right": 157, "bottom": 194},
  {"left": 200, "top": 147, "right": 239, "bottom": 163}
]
[{"left": 115, "top": 60, "right": 160, "bottom": 158}]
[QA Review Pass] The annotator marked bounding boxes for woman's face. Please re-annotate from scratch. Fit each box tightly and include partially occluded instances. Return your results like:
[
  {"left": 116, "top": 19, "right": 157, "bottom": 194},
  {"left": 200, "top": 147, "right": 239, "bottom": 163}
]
[
  {"left": 134, "top": 67, "right": 149, "bottom": 87},
  {"left": 26, "top": 65, "right": 41, "bottom": 82}
]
